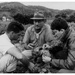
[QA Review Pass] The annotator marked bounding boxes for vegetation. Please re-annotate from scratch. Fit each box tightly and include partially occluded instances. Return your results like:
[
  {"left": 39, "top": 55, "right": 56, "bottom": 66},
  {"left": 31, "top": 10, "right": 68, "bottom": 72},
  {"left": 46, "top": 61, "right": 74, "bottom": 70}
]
[{"left": 0, "top": 2, "right": 75, "bottom": 73}]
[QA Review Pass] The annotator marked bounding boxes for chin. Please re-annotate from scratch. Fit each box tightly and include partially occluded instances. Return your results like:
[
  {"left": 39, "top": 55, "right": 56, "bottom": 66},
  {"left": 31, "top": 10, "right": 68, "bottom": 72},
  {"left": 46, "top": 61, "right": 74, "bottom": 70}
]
[{"left": 36, "top": 28, "right": 40, "bottom": 30}]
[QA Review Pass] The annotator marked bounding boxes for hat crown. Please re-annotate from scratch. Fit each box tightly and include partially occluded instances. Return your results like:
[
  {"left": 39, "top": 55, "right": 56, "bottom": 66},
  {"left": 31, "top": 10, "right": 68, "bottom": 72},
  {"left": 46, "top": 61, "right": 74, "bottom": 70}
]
[
  {"left": 31, "top": 12, "right": 45, "bottom": 19},
  {"left": 34, "top": 12, "right": 44, "bottom": 18}
]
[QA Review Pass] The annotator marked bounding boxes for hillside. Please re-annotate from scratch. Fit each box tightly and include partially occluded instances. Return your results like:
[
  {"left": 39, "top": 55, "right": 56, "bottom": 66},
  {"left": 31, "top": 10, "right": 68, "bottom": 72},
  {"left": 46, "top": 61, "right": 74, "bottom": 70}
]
[
  {"left": 0, "top": 2, "right": 74, "bottom": 19},
  {"left": 0, "top": 2, "right": 59, "bottom": 17}
]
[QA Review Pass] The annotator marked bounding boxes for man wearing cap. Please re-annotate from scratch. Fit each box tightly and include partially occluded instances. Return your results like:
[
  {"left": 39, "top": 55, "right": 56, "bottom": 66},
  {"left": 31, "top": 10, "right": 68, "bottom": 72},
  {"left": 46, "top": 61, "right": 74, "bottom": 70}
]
[
  {"left": 0, "top": 21, "right": 34, "bottom": 73},
  {"left": 23, "top": 12, "right": 54, "bottom": 52}
]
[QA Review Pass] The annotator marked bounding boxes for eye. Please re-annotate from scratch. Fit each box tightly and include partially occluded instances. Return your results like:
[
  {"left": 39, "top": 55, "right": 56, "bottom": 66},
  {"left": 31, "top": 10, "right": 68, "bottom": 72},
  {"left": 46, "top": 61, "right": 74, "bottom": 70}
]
[{"left": 34, "top": 20, "right": 44, "bottom": 23}]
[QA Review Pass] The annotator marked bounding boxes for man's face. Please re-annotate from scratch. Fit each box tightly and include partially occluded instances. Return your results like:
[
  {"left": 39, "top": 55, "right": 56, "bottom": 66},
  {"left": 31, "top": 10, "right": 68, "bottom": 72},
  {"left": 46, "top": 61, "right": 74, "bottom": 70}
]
[
  {"left": 52, "top": 30, "right": 58, "bottom": 35},
  {"left": 34, "top": 19, "right": 45, "bottom": 29},
  {"left": 9, "top": 31, "right": 20, "bottom": 40}
]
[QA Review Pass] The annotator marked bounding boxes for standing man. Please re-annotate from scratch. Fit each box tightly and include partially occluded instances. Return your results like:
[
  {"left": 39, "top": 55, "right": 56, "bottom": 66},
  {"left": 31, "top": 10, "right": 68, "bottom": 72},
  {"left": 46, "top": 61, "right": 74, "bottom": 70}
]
[{"left": 0, "top": 21, "right": 34, "bottom": 73}]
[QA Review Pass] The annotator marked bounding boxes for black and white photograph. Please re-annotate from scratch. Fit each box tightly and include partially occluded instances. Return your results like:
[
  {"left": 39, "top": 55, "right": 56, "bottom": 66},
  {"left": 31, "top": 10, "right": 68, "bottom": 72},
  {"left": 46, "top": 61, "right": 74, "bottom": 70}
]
[{"left": 0, "top": 0, "right": 75, "bottom": 73}]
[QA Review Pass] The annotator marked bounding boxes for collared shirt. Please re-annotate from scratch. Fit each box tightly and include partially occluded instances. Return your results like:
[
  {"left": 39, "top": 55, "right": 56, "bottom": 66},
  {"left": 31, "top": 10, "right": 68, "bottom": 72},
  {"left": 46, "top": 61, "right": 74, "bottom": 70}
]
[
  {"left": 0, "top": 33, "right": 14, "bottom": 55},
  {"left": 23, "top": 24, "right": 54, "bottom": 47}
]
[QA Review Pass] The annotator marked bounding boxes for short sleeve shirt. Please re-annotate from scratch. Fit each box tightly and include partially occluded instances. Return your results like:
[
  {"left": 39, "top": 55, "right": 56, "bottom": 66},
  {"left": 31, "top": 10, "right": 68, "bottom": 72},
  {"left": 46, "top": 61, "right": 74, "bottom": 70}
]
[{"left": 0, "top": 33, "right": 14, "bottom": 55}]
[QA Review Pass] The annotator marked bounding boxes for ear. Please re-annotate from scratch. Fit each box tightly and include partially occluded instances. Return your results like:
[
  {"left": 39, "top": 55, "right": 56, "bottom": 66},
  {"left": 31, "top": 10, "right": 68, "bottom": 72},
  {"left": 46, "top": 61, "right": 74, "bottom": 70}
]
[
  {"left": 7, "top": 31, "right": 14, "bottom": 39},
  {"left": 11, "top": 31, "right": 14, "bottom": 34},
  {"left": 9, "top": 31, "right": 14, "bottom": 35}
]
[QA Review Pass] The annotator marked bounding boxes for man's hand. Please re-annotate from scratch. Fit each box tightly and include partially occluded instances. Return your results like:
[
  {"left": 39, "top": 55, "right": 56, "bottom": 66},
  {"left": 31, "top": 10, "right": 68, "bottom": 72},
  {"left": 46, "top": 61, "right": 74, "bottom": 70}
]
[
  {"left": 42, "top": 44, "right": 50, "bottom": 49},
  {"left": 41, "top": 50, "right": 51, "bottom": 57},
  {"left": 28, "top": 43, "right": 35, "bottom": 49},
  {"left": 34, "top": 46, "right": 42, "bottom": 52},
  {"left": 42, "top": 55, "right": 51, "bottom": 63},
  {"left": 28, "top": 62, "right": 35, "bottom": 71},
  {"left": 15, "top": 43, "right": 24, "bottom": 52}
]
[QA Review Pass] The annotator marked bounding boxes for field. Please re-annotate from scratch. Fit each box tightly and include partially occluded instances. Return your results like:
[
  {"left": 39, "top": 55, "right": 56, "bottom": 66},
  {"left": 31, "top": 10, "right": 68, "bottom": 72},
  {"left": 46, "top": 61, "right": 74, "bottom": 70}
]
[{"left": 0, "top": 19, "right": 75, "bottom": 73}]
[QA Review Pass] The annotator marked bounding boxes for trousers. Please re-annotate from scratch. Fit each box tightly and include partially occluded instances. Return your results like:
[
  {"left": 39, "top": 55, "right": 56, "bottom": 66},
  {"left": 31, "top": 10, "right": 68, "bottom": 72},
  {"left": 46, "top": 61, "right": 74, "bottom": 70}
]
[{"left": 0, "top": 50, "right": 32, "bottom": 73}]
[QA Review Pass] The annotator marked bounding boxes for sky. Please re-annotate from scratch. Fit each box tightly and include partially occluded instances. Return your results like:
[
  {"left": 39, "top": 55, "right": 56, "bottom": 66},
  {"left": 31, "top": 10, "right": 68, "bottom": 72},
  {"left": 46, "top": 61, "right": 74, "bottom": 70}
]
[{"left": 22, "top": 2, "right": 75, "bottom": 10}]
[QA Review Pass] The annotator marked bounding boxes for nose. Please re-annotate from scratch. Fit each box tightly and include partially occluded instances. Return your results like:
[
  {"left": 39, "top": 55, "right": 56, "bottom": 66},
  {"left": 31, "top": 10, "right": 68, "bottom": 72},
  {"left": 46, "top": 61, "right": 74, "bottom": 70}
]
[{"left": 34, "top": 22, "right": 39, "bottom": 25}]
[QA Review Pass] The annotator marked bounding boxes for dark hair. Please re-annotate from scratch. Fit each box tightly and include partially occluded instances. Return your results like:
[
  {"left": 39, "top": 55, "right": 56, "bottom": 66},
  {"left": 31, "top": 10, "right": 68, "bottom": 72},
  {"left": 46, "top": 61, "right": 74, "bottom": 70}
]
[
  {"left": 51, "top": 17, "right": 68, "bottom": 31},
  {"left": 6, "top": 21, "right": 24, "bottom": 33}
]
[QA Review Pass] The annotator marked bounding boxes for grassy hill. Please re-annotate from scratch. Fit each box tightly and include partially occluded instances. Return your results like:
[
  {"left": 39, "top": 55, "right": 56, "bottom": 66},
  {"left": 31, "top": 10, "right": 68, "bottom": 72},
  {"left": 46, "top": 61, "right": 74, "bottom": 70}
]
[
  {"left": 0, "top": 2, "right": 74, "bottom": 19},
  {"left": 0, "top": 2, "right": 75, "bottom": 35},
  {"left": 0, "top": 2, "right": 59, "bottom": 17}
]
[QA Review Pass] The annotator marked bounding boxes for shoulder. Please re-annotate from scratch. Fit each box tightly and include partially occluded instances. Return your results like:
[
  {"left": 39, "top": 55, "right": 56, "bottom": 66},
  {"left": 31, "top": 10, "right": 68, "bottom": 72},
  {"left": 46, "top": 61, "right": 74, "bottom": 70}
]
[
  {"left": 45, "top": 24, "right": 50, "bottom": 27},
  {"left": 44, "top": 24, "right": 51, "bottom": 30},
  {"left": 45, "top": 24, "right": 51, "bottom": 28},
  {"left": 0, "top": 33, "right": 8, "bottom": 40},
  {"left": 26, "top": 25, "right": 34, "bottom": 32},
  {"left": 69, "top": 28, "right": 75, "bottom": 39}
]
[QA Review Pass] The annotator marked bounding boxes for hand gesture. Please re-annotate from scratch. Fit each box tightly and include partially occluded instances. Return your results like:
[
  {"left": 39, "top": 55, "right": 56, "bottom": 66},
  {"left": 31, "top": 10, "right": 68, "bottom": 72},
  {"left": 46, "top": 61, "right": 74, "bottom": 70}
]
[
  {"left": 34, "top": 46, "right": 42, "bottom": 52},
  {"left": 28, "top": 62, "right": 35, "bottom": 71},
  {"left": 42, "top": 44, "right": 50, "bottom": 49},
  {"left": 42, "top": 55, "right": 51, "bottom": 63},
  {"left": 28, "top": 43, "right": 35, "bottom": 49},
  {"left": 41, "top": 50, "right": 51, "bottom": 57}
]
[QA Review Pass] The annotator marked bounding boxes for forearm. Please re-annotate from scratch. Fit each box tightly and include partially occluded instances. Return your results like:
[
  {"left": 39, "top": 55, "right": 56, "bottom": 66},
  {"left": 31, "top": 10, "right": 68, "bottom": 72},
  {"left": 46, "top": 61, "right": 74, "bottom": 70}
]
[
  {"left": 22, "top": 43, "right": 30, "bottom": 50},
  {"left": 50, "top": 57, "right": 74, "bottom": 70},
  {"left": 50, "top": 59, "right": 67, "bottom": 69},
  {"left": 19, "top": 54, "right": 30, "bottom": 68}
]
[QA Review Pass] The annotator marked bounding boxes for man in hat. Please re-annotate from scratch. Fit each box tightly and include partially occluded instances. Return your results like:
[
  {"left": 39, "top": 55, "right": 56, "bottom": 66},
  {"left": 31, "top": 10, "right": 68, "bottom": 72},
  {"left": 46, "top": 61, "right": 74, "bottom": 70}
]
[
  {"left": 0, "top": 21, "right": 34, "bottom": 73},
  {"left": 23, "top": 12, "right": 54, "bottom": 51}
]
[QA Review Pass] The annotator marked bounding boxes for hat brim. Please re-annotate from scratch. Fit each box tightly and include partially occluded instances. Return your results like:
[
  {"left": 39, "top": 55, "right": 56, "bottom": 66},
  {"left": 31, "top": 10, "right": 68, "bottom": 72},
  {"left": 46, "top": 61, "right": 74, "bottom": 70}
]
[{"left": 30, "top": 18, "right": 46, "bottom": 20}]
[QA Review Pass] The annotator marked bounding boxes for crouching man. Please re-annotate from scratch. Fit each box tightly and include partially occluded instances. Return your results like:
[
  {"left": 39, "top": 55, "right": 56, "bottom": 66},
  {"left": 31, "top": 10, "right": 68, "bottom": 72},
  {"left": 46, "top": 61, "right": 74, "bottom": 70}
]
[{"left": 0, "top": 21, "right": 34, "bottom": 73}]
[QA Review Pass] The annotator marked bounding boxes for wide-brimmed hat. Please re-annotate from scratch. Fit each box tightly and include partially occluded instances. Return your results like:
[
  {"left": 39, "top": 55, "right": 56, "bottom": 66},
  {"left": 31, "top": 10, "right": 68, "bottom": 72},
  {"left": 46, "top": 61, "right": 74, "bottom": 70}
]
[{"left": 31, "top": 12, "right": 46, "bottom": 20}]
